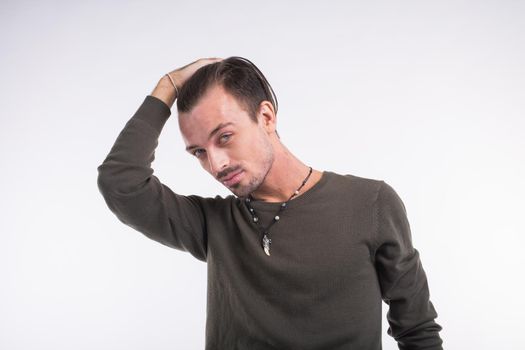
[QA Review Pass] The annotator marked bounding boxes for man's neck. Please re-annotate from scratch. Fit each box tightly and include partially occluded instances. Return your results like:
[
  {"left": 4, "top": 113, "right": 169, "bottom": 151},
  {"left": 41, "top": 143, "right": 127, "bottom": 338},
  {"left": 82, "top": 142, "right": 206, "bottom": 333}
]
[{"left": 249, "top": 145, "right": 323, "bottom": 203}]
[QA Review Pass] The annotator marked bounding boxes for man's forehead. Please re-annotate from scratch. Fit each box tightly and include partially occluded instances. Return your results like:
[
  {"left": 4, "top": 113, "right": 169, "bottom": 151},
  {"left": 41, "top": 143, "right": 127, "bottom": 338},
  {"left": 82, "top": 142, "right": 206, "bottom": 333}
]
[
  {"left": 178, "top": 87, "right": 252, "bottom": 149},
  {"left": 178, "top": 104, "right": 242, "bottom": 134}
]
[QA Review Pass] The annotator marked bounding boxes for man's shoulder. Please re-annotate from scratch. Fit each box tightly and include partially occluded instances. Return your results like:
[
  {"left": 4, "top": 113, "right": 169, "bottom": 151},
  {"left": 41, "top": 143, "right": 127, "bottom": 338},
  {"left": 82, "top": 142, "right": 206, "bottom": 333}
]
[
  {"left": 326, "top": 170, "right": 384, "bottom": 195},
  {"left": 328, "top": 171, "right": 406, "bottom": 210}
]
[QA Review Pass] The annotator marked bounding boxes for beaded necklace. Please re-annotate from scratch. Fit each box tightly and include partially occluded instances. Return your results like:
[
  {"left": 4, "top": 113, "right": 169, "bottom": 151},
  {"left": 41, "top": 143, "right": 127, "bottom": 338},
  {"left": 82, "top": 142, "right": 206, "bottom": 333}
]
[{"left": 244, "top": 166, "right": 313, "bottom": 256}]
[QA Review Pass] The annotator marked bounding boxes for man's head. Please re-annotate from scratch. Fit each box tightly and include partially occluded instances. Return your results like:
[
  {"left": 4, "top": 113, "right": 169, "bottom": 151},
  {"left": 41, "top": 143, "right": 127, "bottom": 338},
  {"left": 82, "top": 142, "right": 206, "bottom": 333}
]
[{"left": 176, "top": 56, "right": 280, "bottom": 198}]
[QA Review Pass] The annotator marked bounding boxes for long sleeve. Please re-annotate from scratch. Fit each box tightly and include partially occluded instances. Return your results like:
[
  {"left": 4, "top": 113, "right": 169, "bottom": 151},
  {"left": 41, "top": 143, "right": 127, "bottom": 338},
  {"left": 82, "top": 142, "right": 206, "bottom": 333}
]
[
  {"left": 372, "top": 181, "right": 443, "bottom": 349},
  {"left": 96, "top": 95, "right": 208, "bottom": 262}
]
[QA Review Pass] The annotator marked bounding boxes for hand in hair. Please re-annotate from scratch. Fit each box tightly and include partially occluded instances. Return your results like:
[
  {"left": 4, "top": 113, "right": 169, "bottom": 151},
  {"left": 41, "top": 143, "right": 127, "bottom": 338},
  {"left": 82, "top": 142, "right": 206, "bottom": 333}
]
[{"left": 151, "top": 57, "right": 223, "bottom": 107}]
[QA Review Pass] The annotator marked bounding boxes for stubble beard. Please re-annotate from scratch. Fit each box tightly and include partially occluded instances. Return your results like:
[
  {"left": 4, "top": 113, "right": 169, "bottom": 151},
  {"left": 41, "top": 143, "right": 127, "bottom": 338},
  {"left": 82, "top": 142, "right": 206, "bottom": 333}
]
[{"left": 231, "top": 140, "right": 274, "bottom": 198}]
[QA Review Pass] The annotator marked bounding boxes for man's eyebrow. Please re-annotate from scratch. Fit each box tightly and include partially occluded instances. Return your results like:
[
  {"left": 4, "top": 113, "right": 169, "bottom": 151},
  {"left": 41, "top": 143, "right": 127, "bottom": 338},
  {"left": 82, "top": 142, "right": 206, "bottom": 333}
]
[{"left": 185, "top": 122, "right": 235, "bottom": 152}]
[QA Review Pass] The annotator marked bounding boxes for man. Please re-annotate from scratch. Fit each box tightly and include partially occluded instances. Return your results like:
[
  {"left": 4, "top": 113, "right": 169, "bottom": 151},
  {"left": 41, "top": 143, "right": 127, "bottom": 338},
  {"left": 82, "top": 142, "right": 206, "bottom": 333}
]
[{"left": 97, "top": 56, "right": 444, "bottom": 349}]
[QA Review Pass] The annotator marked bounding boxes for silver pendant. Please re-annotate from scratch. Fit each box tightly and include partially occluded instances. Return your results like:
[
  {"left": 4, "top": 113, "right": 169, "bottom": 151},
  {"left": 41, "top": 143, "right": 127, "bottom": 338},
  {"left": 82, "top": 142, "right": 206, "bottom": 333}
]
[{"left": 262, "top": 234, "right": 271, "bottom": 256}]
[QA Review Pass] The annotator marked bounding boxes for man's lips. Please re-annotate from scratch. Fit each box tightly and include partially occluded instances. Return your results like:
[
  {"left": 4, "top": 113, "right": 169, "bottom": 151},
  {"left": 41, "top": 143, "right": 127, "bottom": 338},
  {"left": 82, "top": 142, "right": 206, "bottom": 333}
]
[{"left": 220, "top": 169, "right": 244, "bottom": 186}]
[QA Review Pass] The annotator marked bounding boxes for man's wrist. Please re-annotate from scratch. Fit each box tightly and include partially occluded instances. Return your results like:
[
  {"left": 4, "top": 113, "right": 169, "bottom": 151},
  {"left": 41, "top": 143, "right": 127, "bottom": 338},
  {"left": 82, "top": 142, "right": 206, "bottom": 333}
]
[{"left": 150, "top": 75, "right": 177, "bottom": 108}]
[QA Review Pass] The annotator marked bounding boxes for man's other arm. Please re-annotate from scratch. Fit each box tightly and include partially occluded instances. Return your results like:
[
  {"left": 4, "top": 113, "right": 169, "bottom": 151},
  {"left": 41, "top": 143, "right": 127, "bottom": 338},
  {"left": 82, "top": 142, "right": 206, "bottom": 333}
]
[{"left": 373, "top": 181, "right": 444, "bottom": 349}]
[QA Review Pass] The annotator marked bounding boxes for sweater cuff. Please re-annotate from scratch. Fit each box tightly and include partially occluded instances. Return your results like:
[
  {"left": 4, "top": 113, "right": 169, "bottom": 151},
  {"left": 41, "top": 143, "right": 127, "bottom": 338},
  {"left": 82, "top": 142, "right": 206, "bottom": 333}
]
[{"left": 131, "top": 95, "right": 172, "bottom": 134}]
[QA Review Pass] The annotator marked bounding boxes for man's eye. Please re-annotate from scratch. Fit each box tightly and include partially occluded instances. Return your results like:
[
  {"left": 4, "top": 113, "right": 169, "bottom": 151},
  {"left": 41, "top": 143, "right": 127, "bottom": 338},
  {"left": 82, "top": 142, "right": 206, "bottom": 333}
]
[
  {"left": 220, "top": 134, "right": 232, "bottom": 143},
  {"left": 193, "top": 149, "right": 205, "bottom": 158}
]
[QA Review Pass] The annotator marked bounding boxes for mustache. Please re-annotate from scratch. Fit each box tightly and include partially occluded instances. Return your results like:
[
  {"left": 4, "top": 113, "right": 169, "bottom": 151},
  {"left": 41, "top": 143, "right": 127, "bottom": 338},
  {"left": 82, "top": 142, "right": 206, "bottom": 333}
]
[{"left": 217, "top": 166, "right": 242, "bottom": 181}]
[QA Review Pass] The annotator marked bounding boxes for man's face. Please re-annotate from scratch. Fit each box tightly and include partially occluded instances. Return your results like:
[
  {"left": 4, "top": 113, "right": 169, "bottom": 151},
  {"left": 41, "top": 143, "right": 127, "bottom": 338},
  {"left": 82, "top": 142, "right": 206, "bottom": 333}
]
[{"left": 178, "top": 84, "right": 275, "bottom": 198}]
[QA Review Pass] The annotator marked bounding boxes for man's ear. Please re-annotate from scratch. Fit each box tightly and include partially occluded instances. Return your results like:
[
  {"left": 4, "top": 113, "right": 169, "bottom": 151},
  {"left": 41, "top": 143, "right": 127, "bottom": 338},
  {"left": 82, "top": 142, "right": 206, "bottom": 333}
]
[{"left": 257, "top": 100, "right": 277, "bottom": 135}]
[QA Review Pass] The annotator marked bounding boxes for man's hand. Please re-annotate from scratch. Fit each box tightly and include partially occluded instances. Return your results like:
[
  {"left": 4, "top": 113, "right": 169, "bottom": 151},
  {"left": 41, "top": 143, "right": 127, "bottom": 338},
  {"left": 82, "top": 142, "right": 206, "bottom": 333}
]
[{"left": 151, "top": 57, "right": 223, "bottom": 108}]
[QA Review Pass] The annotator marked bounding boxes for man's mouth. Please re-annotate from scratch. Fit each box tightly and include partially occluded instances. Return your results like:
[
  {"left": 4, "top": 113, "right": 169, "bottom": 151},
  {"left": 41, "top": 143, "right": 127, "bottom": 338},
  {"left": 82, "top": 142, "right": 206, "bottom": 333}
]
[{"left": 221, "top": 169, "right": 244, "bottom": 187}]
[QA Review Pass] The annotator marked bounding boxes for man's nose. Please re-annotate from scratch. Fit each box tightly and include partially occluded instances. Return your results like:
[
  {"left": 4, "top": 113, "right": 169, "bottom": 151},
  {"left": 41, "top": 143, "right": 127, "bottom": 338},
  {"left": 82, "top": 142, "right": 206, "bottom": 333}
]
[{"left": 207, "top": 149, "right": 229, "bottom": 177}]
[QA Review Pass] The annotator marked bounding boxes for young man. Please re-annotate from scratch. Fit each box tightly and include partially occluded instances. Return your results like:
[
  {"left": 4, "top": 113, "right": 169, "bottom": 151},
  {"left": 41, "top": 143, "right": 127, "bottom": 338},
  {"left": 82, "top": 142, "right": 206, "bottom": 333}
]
[{"left": 97, "top": 56, "right": 444, "bottom": 349}]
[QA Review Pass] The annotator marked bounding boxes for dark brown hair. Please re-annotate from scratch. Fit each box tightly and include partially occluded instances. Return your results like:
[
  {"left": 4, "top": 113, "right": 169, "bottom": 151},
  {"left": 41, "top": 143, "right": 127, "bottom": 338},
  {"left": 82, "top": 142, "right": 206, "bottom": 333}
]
[{"left": 176, "top": 56, "right": 279, "bottom": 136}]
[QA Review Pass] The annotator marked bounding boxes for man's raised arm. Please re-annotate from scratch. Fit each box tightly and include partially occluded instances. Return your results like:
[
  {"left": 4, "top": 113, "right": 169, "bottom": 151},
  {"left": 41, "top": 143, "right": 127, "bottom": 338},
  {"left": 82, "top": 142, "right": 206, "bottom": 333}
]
[{"left": 96, "top": 58, "right": 222, "bottom": 261}]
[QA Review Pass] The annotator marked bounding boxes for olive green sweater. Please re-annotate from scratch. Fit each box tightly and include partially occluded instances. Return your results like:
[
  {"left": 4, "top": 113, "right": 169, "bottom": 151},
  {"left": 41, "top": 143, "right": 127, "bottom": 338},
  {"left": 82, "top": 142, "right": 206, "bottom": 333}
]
[{"left": 97, "top": 95, "right": 443, "bottom": 349}]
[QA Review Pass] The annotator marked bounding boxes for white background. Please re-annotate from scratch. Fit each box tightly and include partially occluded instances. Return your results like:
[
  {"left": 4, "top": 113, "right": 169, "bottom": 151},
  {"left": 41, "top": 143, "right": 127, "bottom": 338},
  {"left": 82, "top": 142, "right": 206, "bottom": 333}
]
[{"left": 1, "top": 0, "right": 524, "bottom": 349}]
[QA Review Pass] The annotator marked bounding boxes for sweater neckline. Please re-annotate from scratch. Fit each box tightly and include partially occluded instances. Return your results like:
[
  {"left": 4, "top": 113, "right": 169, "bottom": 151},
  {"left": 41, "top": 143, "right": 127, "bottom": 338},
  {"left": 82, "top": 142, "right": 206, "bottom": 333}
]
[{"left": 244, "top": 170, "right": 331, "bottom": 211}]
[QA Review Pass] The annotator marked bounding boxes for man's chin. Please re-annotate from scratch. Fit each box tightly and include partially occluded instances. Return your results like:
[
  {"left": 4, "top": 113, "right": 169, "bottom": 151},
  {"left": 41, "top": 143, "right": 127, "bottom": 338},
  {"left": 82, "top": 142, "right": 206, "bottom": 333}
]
[
  {"left": 226, "top": 183, "right": 253, "bottom": 198},
  {"left": 228, "top": 186, "right": 247, "bottom": 198}
]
